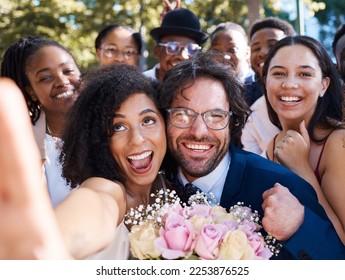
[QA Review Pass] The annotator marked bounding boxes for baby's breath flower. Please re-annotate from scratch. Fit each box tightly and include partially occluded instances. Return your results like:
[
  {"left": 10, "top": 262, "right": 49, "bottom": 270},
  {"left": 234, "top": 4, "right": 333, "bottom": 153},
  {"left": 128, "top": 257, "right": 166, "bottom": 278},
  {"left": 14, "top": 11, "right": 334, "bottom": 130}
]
[{"left": 125, "top": 188, "right": 182, "bottom": 228}]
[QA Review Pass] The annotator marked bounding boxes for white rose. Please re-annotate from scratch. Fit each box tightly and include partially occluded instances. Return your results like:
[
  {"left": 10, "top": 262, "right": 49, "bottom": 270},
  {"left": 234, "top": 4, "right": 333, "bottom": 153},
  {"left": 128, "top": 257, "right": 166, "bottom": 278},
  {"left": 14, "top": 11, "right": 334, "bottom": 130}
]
[
  {"left": 128, "top": 221, "right": 160, "bottom": 259},
  {"left": 218, "top": 229, "right": 255, "bottom": 260}
]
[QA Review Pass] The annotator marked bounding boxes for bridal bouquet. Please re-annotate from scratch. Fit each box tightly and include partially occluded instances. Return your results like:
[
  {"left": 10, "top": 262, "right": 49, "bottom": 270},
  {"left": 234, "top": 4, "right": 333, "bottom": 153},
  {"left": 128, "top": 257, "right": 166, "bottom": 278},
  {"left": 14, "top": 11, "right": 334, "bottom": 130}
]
[{"left": 125, "top": 189, "right": 279, "bottom": 260}]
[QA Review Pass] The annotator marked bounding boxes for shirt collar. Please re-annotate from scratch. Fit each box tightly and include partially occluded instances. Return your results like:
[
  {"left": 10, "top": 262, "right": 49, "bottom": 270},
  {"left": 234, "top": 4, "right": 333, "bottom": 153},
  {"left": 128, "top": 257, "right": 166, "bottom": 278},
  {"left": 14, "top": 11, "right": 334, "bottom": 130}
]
[{"left": 178, "top": 151, "right": 231, "bottom": 204}]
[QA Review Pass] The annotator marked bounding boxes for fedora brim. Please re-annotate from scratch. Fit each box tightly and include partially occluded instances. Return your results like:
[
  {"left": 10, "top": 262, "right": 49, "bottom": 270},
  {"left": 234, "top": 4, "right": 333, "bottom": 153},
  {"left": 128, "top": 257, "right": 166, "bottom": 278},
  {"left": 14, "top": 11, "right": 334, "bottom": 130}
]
[{"left": 150, "top": 27, "right": 209, "bottom": 45}]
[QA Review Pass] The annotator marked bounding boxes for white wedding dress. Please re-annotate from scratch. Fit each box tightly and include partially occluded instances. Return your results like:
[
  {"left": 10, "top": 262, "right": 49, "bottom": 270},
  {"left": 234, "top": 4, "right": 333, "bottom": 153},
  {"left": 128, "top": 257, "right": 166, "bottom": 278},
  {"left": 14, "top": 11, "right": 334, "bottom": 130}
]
[
  {"left": 45, "top": 134, "right": 73, "bottom": 207},
  {"left": 85, "top": 221, "right": 130, "bottom": 260}
]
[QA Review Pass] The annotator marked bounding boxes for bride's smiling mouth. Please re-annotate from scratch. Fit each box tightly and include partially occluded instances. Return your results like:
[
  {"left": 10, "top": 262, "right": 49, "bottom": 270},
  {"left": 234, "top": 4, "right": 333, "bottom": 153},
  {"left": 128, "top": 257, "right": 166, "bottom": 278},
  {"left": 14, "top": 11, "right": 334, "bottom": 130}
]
[{"left": 127, "top": 150, "right": 153, "bottom": 173}]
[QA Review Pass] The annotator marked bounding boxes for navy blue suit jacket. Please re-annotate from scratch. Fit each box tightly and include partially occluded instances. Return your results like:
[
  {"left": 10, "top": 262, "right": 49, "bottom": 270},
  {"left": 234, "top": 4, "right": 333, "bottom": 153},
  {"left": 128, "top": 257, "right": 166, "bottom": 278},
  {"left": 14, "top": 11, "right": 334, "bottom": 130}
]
[
  {"left": 244, "top": 78, "right": 263, "bottom": 106},
  {"left": 220, "top": 145, "right": 345, "bottom": 259}
]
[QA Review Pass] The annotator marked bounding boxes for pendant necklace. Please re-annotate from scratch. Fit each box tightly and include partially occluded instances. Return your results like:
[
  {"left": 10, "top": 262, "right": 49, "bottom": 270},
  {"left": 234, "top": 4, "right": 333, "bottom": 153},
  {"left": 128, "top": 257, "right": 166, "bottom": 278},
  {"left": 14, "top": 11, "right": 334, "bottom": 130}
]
[{"left": 46, "top": 124, "right": 62, "bottom": 148}]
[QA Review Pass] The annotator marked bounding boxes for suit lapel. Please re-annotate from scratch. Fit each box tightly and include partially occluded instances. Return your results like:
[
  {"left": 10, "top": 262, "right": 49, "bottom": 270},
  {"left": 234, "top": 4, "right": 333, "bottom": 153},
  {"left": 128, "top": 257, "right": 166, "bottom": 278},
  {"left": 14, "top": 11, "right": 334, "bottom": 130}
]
[{"left": 220, "top": 144, "right": 246, "bottom": 208}]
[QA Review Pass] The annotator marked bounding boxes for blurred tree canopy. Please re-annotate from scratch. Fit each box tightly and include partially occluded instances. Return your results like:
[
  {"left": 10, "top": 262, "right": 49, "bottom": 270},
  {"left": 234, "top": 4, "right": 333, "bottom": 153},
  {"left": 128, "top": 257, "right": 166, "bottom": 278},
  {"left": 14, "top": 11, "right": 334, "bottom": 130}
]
[
  {"left": 0, "top": 0, "right": 254, "bottom": 71},
  {"left": 312, "top": 0, "right": 345, "bottom": 52},
  {"left": 0, "top": 0, "right": 343, "bottom": 71}
]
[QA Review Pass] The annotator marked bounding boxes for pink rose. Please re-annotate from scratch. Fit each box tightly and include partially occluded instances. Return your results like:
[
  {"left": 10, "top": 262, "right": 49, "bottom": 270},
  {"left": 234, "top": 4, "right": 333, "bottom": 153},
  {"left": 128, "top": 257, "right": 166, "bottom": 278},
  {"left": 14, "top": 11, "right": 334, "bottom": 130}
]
[
  {"left": 154, "top": 212, "right": 195, "bottom": 259},
  {"left": 194, "top": 224, "right": 227, "bottom": 259},
  {"left": 220, "top": 219, "right": 239, "bottom": 230},
  {"left": 238, "top": 220, "right": 257, "bottom": 236},
  {"left": 183, "top": 204, "right": 212, "bottom": 219},
  {"left": 248, "top": 234, "right": 273, "bottom": 259},
  {"left": 160, "top": 203, "right": 183, "bottom": 222}
]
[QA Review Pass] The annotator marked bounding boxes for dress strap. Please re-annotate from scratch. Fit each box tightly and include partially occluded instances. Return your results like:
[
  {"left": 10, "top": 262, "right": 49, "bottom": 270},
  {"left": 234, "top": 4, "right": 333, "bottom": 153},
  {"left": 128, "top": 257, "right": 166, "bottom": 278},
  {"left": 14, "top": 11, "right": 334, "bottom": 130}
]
[{"left": 314, "top": 135, "right": 330, "bottom": 183}]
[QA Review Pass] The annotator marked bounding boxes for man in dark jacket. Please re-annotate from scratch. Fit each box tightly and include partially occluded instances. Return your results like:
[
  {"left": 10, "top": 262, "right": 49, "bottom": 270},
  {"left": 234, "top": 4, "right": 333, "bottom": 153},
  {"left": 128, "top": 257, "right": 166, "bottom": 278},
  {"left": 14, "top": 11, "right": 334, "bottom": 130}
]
[{"left": 159, "top": 52, "right": 345, "bottom": 260}]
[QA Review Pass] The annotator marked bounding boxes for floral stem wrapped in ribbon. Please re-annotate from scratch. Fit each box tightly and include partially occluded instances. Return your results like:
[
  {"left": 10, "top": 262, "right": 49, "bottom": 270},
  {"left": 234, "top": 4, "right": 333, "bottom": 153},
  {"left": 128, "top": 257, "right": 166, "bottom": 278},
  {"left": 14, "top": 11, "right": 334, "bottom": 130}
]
[{"left": 125, "top": 189, "right": 280, "bottom": 260}]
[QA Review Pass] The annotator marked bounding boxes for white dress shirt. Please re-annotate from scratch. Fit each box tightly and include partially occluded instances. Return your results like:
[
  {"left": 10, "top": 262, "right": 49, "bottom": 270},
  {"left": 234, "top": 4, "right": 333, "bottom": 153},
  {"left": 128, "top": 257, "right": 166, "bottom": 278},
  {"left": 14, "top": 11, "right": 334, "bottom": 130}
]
[{"left": 178, "top": 151, "right": 230, "bottom": 205}]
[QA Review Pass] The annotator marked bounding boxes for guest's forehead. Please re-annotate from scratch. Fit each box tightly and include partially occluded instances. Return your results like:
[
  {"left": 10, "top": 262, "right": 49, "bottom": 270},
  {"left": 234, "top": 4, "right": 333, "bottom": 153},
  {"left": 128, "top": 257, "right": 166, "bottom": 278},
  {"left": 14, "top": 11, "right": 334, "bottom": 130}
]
[
  {"left": 160, "top": 34, "right": 197, "bottom": 44},
  {"left": 269, "top": 45, "right": 320, "bottom": 69},
  {"left": 172, "top": 78, "right": 229, "bottom": 111},
  {"left": 101, "top": 29, "right": 138, "bottom": 49},
  {"left": 251, "top": 28, "right": 285, "bottom": 46},
  {"left": 212, "top": 29, "right": 247, "bottom": 44}
]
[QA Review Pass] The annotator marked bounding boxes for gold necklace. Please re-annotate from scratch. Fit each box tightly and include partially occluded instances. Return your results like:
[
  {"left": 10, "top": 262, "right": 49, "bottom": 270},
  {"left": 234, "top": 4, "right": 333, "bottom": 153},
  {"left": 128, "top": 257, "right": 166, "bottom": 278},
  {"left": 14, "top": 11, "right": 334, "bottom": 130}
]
[{"left": 46, "top": 124, "right": 62, "bottom": 147}]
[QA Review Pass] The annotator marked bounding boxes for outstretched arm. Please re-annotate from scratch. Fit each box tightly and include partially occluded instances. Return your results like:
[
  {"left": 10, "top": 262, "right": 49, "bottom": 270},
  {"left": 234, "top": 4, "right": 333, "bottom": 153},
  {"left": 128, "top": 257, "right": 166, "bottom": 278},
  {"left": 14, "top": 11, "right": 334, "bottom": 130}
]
[
  {"left": 54, "top": 177, "right": 126, "bottom": 259},
  {"left": 0, "top": 78, "right": 70, "bottom": 259},
  {"left": 0, "top": 78, "right": 127, "bottom": 260}
]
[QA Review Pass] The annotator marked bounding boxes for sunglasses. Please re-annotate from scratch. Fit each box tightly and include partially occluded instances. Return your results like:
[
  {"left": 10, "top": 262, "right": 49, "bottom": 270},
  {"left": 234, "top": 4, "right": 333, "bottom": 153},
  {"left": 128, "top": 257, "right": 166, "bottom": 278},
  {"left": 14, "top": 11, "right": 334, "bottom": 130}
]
[{"left": 158, "top": 42, "right": 201, "bottom": 57}]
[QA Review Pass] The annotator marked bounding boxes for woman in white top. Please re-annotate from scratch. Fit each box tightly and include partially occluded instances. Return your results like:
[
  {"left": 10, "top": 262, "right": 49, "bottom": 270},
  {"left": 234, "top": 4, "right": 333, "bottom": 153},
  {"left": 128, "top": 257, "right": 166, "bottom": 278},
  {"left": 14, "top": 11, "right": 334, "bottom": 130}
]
[{"left": 1, "top": 36, "right": 82, "bottom": 207}]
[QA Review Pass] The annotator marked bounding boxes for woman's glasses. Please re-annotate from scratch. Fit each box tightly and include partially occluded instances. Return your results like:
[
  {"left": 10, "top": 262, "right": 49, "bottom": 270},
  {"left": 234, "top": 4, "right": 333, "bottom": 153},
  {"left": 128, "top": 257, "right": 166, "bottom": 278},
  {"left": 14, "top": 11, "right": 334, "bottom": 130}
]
[{"left": 100, "top": 46, "right": 138, "bottom": 59}]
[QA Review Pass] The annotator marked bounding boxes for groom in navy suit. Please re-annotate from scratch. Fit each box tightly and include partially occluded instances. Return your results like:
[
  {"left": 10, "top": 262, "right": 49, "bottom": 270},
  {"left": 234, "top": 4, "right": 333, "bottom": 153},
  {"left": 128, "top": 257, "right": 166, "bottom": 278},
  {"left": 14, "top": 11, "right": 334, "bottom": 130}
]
[{"left": 159, "top": 52, "right": 345, "bottom": 259}]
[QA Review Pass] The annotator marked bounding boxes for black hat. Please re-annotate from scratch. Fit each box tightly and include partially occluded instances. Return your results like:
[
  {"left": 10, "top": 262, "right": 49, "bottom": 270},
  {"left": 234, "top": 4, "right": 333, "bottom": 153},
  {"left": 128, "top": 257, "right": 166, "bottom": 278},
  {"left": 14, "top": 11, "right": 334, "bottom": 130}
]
[{"left": 150, "top": 8, "right": 208, "bottom": 45}]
